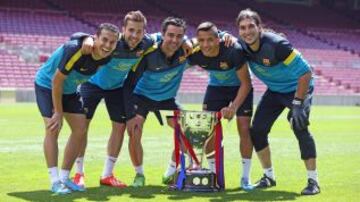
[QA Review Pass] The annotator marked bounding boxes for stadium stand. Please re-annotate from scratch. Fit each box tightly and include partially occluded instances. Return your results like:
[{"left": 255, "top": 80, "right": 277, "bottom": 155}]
[{"left": 0, "top": 0, "right": 359, "bottom": 99}]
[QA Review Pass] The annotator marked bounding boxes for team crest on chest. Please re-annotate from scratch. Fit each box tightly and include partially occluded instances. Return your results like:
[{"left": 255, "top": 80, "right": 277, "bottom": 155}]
[
  {"left": 220, "top": 62, "right": 229, "bottom": 69},
  {"left": 262, "top": 58, "right": 271, "bottom": 66}
]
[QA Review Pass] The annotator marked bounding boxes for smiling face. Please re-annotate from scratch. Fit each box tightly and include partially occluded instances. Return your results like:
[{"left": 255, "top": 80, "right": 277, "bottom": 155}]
[
  {"left": 238, "top": 17, "right": 261, "bottom": 46},
  {"left": 123, "top": 20, "right": 145, "bottom": 49},
  {"left": 93, "top": 29, "right": 118, "bottom": 59},
  {"left": 162, "top": 24, "right": 185, "bottom": 54},
  {"left": 197, "top": 30, "right": 220, "bottom": 57}
]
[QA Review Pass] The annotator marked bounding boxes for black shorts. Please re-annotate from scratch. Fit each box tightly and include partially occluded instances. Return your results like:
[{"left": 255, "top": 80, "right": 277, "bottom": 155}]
[
  {"left": 252, "top": 87, "right": 313, "bottom": 135},
  {"left": 80, "top": 82, "right": 126, "bottom": 123},
  {"left": 129, "top": 94, "right": 181, "bottom": 118},
  {"left": 203, "top": 86, "right": 253, "bottom": 117},
  {"left": 35, "top": 83, "right": 84, "bottom": 118}
]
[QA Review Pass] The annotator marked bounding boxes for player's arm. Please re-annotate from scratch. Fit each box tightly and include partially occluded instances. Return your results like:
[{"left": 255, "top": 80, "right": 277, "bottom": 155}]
[
  {"left": 70, "top": 32, "right": 91, "bottom": 41},
  {"left": 295, "top": 71, "right": 311, "bottom": 100},
  {"left": 291, "top": 58, "right": 312, "bottom": 130},
  {"left": 123, "top": 55, "right": 147, "bottom": 118},
  {"left": 232, "top": 63, "right": 251, "bottom": 110},
  {"left": 291, "top": 70, "right": 311, "bottom": 130},
  {"left": 191, "top": 30, "right": 236, "bottom": 47},
  {"left": 185, "top": 51, "right": 197, "bottom": 69},
  {"left": 179, "top": 34, "right": 194, "bottom": 57},
  {"left": 48, "top": 70, "right": 67, "bottom": 132},
  {"left": 126, "top": 54, "right": 150, "bottom": 135},
  {"left": 123, "top": 70, "right": 139, "bottom": 103},
  {"left": 182, "top": 39, "right": 193, "bottom": 57},
  {"left": 124, "top": 42, "right": 158, "bottom": 121},
  {"left": 149, "top": 32, "right": 162, "bottom": 42},
  {"left": 48, "top": 42, "right": 82, "bottom": 132},
  {"left": 221, "top": 64, "right": 251, "bottom": 120},
  {"left": 221, "top": 46, "right": 251, "bottom": 119},
  {"left": 219, "top": 31, "right": 237, "bottom": 47},
  {"left": 221, "top": 63, "right": 251, "bottom": 120},
  {"left": 278, "top": 40, "right": 312, "bottom": 129},
  {"left": 150, "top": 32, "right": 192, "bottom": 56},
  {"left": 70, "top": 32, "right": 95, "bottom": 55},
  {"left": 277, "top": 39, "right": 312, "bottom": 100}
]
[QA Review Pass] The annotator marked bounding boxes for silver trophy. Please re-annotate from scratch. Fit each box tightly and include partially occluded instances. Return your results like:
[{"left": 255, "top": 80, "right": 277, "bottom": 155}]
[{"left": 176, "top": 110, "right": 220, "bottom": 192}]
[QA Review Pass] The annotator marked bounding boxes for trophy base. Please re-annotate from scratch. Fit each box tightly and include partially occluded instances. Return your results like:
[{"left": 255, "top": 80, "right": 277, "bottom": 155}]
[{"left": 170, "top": 168, "right": 220, "bottom": 192}]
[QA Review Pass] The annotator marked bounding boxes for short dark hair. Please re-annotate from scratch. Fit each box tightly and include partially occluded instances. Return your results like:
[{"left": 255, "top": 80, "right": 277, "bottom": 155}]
[
  {"left": 161, "top": 17, "right": 186, "bottom": 33},
  {"left": 123, "top": 10, "right": 147, "bottom": 27},
  {"left": 96, "top": 23, "right": 120, "bottom": 37},
  {"left": 236, "top": 8, "right": 262, "bottom": 27},
  {"left": 196, "top": 21, "right": 219, "bottom": 37}
]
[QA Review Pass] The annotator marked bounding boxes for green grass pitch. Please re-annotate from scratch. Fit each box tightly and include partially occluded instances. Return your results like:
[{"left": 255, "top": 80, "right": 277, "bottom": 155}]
[{"left": 1, "top": 103, "right": 360, "bottom": 202}]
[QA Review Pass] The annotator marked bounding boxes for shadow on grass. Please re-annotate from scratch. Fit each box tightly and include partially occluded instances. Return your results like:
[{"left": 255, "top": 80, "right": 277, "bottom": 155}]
[
  {"left": 8, "top": 185, "right": 300, "bottom": 201},
  {"left": 163, "top": 187, "right": 300, "bottom": 201}
]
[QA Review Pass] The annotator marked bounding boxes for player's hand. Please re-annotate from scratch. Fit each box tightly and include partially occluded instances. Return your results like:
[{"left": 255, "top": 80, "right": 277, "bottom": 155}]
[
  {"left": 290, "top": 98, "right": 309, "bottom": 130},
  {"left": 81, "top": 36, "right": 94, "bottom": 55},
  {"left": 221, "top": 106, "right": 235, "bottom": 120},
  {"left": 223, "top": 33, "right": 237, "bottom": 47},
  {"left": 182, "top": 40, "right": 193, "bottom": 57},
  {"left": 127, "top": 115, "right": 144, "bottom": 136},
  {"left": 47, "top": 112, "right": 63, "bottom": 133}
]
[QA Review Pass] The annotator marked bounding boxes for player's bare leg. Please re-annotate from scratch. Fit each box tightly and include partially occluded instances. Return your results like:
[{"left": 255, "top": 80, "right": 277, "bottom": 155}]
[
  {"left": 43, "top": 117, "right": 60, "bottom": 172},
  {"left": 59, "top": 113, "right": 87, "bottom": 192},
  {"left": 43, "top": 117, "right": 72, "bottom": 194},
  {"left": 72, "top": 119, "right": 90, "bottom": 188},
  {"left": 103, "top": 122, "right": 126, "bottom": 177},
  {"left": 43, "top": 116, "right": 73, "bottom": 194},
  {"left": 305, "top": 158, "right": 316, "bottom": 173},
  {"left": 163, "top": 117, "right": 183, "bottom": 184},
  {"left": 99, "top": 121, "right": 127, "bottom": 188},
  {"left": 237, "top": 116, "right": 254, "bottom": 190},
  {"left": 128, "top": 115, "right": 145, "bottom": 187}
]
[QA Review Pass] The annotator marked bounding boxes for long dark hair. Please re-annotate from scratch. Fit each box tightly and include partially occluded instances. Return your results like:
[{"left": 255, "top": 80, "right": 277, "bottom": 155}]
[
  {"left": 236, "top": 8, "right": 262, "bottom": 28},
  {"left": 236, "top": 8, "right": 286, "bottom": 38}
]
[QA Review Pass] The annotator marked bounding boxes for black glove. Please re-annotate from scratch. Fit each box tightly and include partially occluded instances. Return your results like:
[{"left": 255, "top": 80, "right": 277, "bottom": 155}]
[{"left": 290, "top": 98, "right": 309, "bottom": 130}]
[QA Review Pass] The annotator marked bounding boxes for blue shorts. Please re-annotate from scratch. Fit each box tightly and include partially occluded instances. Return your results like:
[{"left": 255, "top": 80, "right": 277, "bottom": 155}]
[
  {"left": 203, "top": 86, "right": 253, "bottom": 117},
  {"left": 129, "top": 94, "right": 181, "bottom": 119},
  {"left": 79, "top": 82, "right": 126, "bottom": 123},
  {"left": 35, "top": 83, "right": 84, "bottom": 118}
]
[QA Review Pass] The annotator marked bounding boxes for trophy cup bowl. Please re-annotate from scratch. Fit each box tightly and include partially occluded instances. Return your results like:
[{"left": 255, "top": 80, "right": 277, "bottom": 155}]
[{"left": 177, "top": 110, "right": 220, "bottom": 192}]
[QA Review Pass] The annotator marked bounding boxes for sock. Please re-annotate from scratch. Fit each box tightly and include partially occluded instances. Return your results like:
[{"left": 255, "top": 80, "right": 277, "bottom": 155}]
[
  {"left": 75, "top": 157, "right": 85, "bottom": 174},
  {"left": 135, "top": 165, "right": 144, "bottom": 175},
  {"left": 307, "top": 170, "right": 318, "bottom": 183},
  {"left": 164, "top": 160, "right": 176, "bottom": 177},
  {"left": 241, "top": 158, "right": 251, "bottom": 181},
  {"left": 208, "top": 158, "right": 216, "bottom": 173},
  {"left": 264, "top": 167, "right": 275, "bottom": 180},
  {"left": 59, "top": 169, "right": 70, "bottom": 182},
  {"left": 48, "top": 167, "right": 59, "bottom": 184},
  {"left": 102, "top": 156, "right": 117, "bottom": 178}
]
